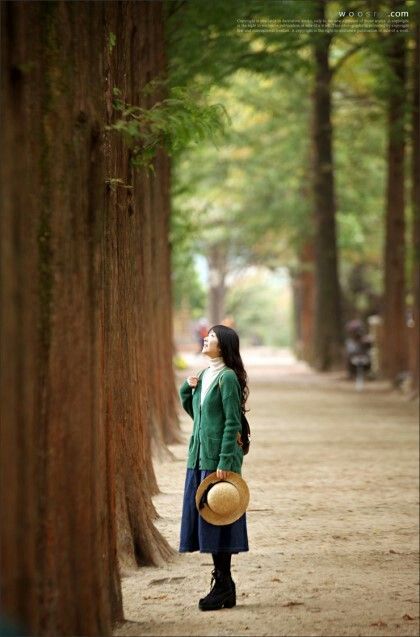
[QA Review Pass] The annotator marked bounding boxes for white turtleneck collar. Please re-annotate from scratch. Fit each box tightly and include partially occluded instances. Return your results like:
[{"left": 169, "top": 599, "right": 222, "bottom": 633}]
[
  {"left": 208, "top": 356, "right": 225, "bottom": 372},
  {"left": 200, "top": 356, "right": 226, "bottom": 404}
]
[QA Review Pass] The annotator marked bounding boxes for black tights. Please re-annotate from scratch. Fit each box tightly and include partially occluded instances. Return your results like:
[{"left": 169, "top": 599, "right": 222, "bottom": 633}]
[{"left": 212, "top": 552, "right": 232, "bottom": 576}]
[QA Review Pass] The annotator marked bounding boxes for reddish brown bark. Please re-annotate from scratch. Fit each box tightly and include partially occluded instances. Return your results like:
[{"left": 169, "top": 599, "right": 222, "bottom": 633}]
[
  {"left": 0, "top": 3, "right": 122, "bottom": 634},
  {"left": 409, "top": 20, "right": 420, "bottom": 395},
  {"left": 382, "top": 7, "right": 408, "bottom": 380},
  {"left": 311, "top": 0, "right": 343, "bottom": 371},
  {"left": 292, "top": 241, "right": 316, "bottom": 363},
  {"left": 103, "top": 2, "right": 176, "bottom": 569},
  {"left": 1, "top": 1, "right": 177, "bottom": 635}
]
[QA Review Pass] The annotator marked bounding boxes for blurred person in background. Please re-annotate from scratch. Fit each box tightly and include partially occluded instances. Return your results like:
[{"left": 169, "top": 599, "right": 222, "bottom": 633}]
[{"left": 195, "top": 317, "right": 209, "bottom": 355}]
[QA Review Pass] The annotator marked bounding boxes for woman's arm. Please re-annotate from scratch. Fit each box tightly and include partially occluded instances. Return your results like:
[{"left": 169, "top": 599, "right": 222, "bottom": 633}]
[
  {"left": 218, "top": 372, "right": 242, "bottom": 472},
  {"left": 179, "top": 378, "right": 197, "bottom": 419}
]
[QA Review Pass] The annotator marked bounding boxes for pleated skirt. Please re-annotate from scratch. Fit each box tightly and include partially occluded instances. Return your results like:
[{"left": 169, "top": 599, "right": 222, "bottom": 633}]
[{"left": 179, "top": 464, "right": 249, "bottom": 554}]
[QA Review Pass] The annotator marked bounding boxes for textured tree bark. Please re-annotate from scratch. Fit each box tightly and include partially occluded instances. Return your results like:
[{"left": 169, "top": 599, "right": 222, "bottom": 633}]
[
  {"left": 292, "top": 242, "right": 316, "bottom": 363},
  {"left": 0, "top": 3, "right": 122, "bottom": 634},
  {"left": 103, "top": 1, "right": 176, "bottom": 569},
  {"left": 150, "top": 153, "right": 182, "bottom": 449},
  {"left": 1, "top": 1, "right": 176, "bottom": 635},
  {"left": 382, "top": 8, "right": 408, "bottom": 381},
  {"left": 409, "top": 20, "right": 420, "bottom": 395},
  {"left": 311, "top": 1, "right": 343, "bottom": 371}
]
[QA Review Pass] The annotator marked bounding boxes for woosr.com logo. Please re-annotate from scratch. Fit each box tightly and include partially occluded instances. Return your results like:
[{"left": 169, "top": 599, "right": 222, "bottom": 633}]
[{"left": 336, "top": 10, "right": 409, "bottom": 17}]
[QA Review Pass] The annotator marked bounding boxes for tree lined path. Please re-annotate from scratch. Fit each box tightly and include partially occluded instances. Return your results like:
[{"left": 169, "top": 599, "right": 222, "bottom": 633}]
[
  {"left": 2, "top": 3, "right": 418, "bottom": 635},
  {"left": 114, "top": 349, "right": 419, "bottom": 637}
]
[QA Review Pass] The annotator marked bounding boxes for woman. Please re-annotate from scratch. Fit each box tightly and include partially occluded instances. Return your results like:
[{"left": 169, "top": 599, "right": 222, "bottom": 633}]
[{"left": 178, "top": 324, "right": 249, "bottom": 611}]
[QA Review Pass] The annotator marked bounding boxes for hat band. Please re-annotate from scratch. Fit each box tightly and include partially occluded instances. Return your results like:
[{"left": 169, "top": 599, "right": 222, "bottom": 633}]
[{"left": 198, "top": 480, "right": 228, "bottom": 510}]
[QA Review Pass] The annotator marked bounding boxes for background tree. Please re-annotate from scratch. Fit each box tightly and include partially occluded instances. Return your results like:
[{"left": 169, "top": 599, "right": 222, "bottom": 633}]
[
  {"left": 167, "top": 0, "right": 375, "bottom": 367},
  {"left": 381, "top": 0, "right": 409, "bottom": 380},
  {"left": 169, "top": 49, "right": 384, "bottom": 355},
  {"left": 311, "top": 0, "right": 343, "bottom": 370},
  {"left": 103, "top": 2, "right": 176, "bottom": 571},
  {"left": 167, "top": 0, "right": 417, "bottom": 382},
  {"left": 409, "top": 15, "right": 420, "bottom": 394}
]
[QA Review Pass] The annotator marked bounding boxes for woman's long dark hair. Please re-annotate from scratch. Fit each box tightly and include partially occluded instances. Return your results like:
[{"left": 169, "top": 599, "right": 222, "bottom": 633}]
[{"left": 210, "top": 324, "right": 249, "bottom": 413}]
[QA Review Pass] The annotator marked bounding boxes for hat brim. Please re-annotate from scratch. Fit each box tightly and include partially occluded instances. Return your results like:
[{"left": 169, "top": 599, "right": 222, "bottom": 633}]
[{"left": 195, "top": 472, "right": 250, "bottom": 526}]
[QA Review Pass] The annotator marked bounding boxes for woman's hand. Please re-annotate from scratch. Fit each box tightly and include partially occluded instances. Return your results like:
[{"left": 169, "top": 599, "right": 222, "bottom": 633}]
[
  {"left": 216, "top": 469, "right": 229, "bottom": 480},
  {"left": 187, "top": 376, "right": 198, "bottom": 387}
]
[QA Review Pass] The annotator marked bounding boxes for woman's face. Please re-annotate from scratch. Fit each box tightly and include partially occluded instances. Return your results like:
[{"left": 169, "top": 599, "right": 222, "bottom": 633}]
[{"left": 202, "top": 330, "right": 222, "bottom": 358}]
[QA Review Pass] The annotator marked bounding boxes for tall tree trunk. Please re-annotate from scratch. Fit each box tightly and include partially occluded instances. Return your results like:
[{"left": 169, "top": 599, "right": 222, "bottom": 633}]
[
  {"left": 208, "top": 243, "right": 228, "bottom": 325},
  {"left": 292, "top": 241, "right": 316, "bottom": 363},
  {"left": 0, "top": 2, "right": 122, "bottom": 634},
  {"left": 382, "top": 5, "right": 408, "bottom": 380},
  {"left": 409, "top": 19, "right": 420, "bottom": 394},
  {"left": 311, "top": 1, "right": 343, "bottom": 371},
  {"left": 150, "top": 155, "right": 182, "bottom": 448},
  {"left": 1, "top": 1, "right": 176, "bottom": 634},
  {"left": 102, "top": 1, "right": 176, "bottom": 569}
]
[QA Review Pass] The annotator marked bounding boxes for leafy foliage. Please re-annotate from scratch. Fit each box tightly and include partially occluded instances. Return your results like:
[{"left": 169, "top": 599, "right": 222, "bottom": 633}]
[
  {"left": 171, "top": 69, "right": 312, "bottom": 275},
  {"left": 165, "top": 0, "right": 314, "bottom": 87},
  {"left": 108, "top": 31, "right": 116, "bottom": 53},
  {"left": 167, "top": 0, "right": 418, "bottom": 337},
  {"left": 106, "top": 85, "right": 230, "bottom": 172}
]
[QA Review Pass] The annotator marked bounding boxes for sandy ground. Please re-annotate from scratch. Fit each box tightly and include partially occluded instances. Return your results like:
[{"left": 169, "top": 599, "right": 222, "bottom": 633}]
[{"left": 114, "top": 349, "right": 419, "bottom": 637}]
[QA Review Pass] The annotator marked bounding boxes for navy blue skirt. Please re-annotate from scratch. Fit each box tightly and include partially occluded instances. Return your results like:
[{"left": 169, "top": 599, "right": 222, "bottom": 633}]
[{"left": 179, "top": 466, "right": 249, "bottom": 554}]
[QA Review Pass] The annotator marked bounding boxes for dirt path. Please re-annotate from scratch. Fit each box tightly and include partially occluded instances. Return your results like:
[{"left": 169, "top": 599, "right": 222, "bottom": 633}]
[{"left": 114, "top": 350, "right": 419, "bottom": 637}]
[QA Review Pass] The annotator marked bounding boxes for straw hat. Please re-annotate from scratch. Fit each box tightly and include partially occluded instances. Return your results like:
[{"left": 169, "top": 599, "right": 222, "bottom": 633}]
[{"left": 195, "top": 472, "right": 250, "bottom": 525}]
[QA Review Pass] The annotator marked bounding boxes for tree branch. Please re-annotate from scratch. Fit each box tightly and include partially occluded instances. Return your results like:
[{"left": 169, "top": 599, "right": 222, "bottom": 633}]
[
  {"left": 332, "top": 42, "right": 365, "bottom": 75},
  {"left": 212, "top": 37, "right": 313, "bottom": 84},
  {"left": 166, "top": 1, "right": 188, "bottom": 19}
]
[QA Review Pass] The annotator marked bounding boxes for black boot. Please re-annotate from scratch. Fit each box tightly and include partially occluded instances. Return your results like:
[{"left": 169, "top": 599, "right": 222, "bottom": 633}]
[{"left": 198, "top": 568, "right": 236, "bottom": 611}]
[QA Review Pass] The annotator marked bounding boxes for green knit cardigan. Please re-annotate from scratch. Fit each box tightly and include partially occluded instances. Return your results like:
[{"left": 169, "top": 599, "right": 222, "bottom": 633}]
[{"left": 179, "top": 368, "right": 244, "bottom": 473}]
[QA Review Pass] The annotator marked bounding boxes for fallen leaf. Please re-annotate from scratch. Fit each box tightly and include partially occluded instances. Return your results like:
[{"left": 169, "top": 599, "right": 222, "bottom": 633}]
[
  {"left": 143, "top": 594, "right": 168, "bottom": 600},
  {"left": 272, "top": 577, "right": 281, "bottom": 582},
  {"left": 282, "top": 601, "right": 304, "bottom": 607},
  {"left": 402, "top": 614, "right": 414, "bottom": 620},
  {"left": 389, "top": 549, "right": 398, "bottom": 554},
  {"left": 370, "top": 620, "right": 387, "bottom": 627}
]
